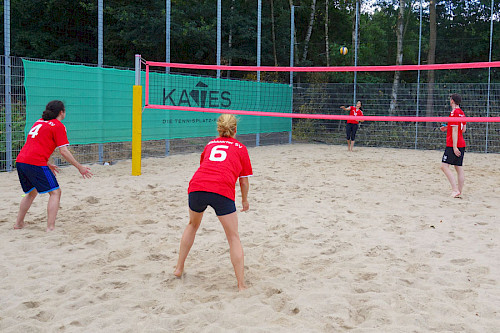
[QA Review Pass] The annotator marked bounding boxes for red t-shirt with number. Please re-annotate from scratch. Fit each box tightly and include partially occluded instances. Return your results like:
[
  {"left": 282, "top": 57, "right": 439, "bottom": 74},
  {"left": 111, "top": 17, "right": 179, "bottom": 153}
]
[
  {"left": 188, "top": 137, "right": 253, "bottom": 201},
  {"left": 446, "top": 108, "right": 466, "bottom": 147},
  {"left": 16, "top": 118, "right": 70, "bottom": 166},
  {"left": 347, "top": 106, "right": 364, "bottom": 124}
]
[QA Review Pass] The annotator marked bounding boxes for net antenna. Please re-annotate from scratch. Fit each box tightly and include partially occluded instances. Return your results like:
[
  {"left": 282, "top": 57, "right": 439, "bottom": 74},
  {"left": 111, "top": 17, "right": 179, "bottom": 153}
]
[{"left": 144, "top": 60, "right": 500, "bottom": 123}]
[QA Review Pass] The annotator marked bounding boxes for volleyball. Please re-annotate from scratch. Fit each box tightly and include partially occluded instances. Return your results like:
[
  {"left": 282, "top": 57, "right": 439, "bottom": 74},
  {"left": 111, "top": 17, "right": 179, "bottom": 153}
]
[{"left": 340, "top": 46, "right": 348, "bottom": 55}]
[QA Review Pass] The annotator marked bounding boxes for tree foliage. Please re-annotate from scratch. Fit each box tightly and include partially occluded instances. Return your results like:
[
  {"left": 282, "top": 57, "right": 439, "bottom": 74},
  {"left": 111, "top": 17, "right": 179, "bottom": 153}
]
[{"left": 0, "top": 0, "right": 498, "bottom": 82}]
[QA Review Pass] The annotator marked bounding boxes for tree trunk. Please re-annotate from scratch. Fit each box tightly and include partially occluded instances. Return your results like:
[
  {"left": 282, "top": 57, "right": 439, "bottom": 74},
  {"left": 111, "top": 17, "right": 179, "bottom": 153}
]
[
  {"left": 389, "top": 0, "right": 405, "bottom": 116},
  {"left": 289, "top": 0, "right": 298, "bottom": 66},
  {"left": 301, "top": 0, "right": 317, "bottom": 63},
  {"left": 271, "top": 0, "right": 278, "bottom": 67},
  {"left": 325, "top": 0, "right": 330, "bottom": 66},
  {"left": 351, "top": 0, "right": 360, "bottom": 64},
  {"left": 426, "top": 0, "right": 437, "bottom": 127}
]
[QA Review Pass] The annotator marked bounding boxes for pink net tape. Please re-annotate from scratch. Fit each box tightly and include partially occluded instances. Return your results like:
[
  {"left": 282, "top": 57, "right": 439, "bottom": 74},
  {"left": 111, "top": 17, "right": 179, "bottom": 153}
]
[
  {"left": 146, "top": 61, "right": 500, "bottom": 72},
  {"left": 144, "top": 104, "right": 500, "bottom": 123}
]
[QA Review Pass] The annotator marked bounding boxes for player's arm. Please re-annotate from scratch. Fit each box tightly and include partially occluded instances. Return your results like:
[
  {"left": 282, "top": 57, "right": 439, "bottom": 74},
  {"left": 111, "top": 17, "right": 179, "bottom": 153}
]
[
  {"left": 451, "top": 126, "right": 461, "bottom": 157},
  {"left": 239, "top": 177, "right": 250, "bottom": 212},
  {"left": 358, "top": 111, "right": 364, "bottom": 122},
  {"left": 47, "top": 160, "right": 60, "bottom": 174},
  {"left": 59, "top": 146, "right": 93, "bottom": 178}
]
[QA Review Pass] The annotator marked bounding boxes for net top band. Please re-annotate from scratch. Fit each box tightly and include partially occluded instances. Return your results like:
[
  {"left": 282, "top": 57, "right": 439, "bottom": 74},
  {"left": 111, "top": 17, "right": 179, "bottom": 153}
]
[{"left": 145, "top": 61, "right": 500, "bottom": 72}]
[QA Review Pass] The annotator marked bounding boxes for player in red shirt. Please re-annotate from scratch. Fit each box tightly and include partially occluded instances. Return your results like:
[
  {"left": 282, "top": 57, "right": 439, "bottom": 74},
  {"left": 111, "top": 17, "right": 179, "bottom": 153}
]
[
  {"left": 340, "top": 101, "right": 364, "bottom": 152},
  {"left": 439, "top": 94, "right": 466, "bottom": 198},
  {"left": 15, "top": 100, "right": 92, "bottom": 231},
  {"left": 174, "top": 114, "right": 253, "bottom": 291}
]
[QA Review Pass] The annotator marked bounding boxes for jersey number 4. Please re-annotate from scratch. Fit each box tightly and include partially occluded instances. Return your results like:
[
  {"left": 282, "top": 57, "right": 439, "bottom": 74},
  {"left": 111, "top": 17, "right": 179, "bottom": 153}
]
[
  {"left": 209, "top": 145, "right": 229, "bottom": 162},
  {"left": 28, "top": 124, "right": 43, "bottom": 138}
]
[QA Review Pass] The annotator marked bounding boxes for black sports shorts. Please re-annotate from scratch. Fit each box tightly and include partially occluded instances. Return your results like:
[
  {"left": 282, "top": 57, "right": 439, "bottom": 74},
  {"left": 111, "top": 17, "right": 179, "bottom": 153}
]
[
  {"left": 442, "top": 147, "right": 465, "bottom": 166},
  {"left": 346, "top": 123, "right": 359, "bottom": 141},
  {"left": 189, "top": 191, "right": 236, "bottom": 216}
]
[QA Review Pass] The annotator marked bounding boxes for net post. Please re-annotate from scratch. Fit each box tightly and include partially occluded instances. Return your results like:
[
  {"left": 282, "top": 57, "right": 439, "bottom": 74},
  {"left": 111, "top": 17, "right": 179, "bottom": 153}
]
[
  {"left": 256, "top": 0, "right": 262, "bottom": 147},
  {"left": 485, "top": 0, "right": 494, "bottom": 153},
  {"left": 132, "top": 54, "right": 142, "bottom": 176},
  {"left": 289, "top": 5, "right": 295, "bottom": 144},
  {"left": 415, "top": 0, "right": 423, "bottom": 150},
  {"left": 145, "top": 63, "right": 150, "bottom": 106},
  {"left": 97, "top": 0, "right": 104, "bottom": 164},
  {"left": 4, "top": 0, "right": 13, "bottom": 172}
]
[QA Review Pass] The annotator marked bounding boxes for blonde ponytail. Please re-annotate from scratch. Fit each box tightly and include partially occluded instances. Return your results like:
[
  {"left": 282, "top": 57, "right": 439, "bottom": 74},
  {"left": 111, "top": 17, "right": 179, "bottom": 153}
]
[{"left": 217, "top": 114, "right": 237, "bottom": 138}]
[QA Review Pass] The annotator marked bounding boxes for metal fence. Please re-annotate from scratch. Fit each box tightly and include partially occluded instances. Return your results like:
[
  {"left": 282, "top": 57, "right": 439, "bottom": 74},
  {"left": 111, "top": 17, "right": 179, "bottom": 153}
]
[
  {"left": 293, "top": 82, "right": 500, "bottom": 152},
  {"left": 1, "top": 56, "right": 499, "bottom": 172}
]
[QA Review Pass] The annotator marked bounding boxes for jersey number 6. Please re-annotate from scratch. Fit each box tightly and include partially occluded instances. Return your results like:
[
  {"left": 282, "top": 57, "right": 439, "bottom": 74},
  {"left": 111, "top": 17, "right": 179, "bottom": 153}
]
[{"left": 209, "top": 145, "right": 229, "bottom": 162}]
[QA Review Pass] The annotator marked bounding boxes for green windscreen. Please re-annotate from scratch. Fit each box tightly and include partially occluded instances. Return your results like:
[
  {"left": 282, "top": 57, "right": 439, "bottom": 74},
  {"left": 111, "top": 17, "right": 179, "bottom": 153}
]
[{"left": 23, "top": 60, "right": 292, "bottom": 144}]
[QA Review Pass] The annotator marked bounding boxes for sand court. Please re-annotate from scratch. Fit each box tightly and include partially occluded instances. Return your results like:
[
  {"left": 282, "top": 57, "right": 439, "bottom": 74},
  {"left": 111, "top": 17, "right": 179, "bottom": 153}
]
[{"left": 1, "top": 144, "right": 499, "bottom": 332}]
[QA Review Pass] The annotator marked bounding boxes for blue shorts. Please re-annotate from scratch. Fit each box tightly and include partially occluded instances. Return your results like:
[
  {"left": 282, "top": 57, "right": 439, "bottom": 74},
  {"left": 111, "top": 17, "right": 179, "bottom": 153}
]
[
  {"left": 189, "top": 191, "right": 236, "bottom": 216},
  {"left": 16, "top": 163, "right": 60, "bottom": 194}
]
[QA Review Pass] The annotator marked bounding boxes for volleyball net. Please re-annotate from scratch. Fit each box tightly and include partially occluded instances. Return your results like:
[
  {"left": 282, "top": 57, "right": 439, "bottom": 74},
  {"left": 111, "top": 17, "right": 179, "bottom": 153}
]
[
  {"left": 144, "top": 60, "right": 500, "bottom": 124},
  {"left": 139, "top": 59, "right": 500, "bottom": 158}
]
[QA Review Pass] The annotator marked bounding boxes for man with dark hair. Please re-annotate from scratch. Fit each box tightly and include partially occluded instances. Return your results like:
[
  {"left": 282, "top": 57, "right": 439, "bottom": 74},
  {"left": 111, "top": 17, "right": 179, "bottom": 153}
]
[
  {"left": 15, "top": 100, "right": 92, "bottom": 231},
  {"left": 440, "top": 94, "right": 466, "bottom": 198}
]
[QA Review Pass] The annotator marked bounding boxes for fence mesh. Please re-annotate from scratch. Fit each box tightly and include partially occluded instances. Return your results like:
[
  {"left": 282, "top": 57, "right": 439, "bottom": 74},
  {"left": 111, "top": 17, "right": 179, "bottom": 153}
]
[
  {"left": 1, "top": 56, "right": 499, "bottom": 172},
  {"left": 293, "top": 82, "right": 500, "bottom": 152}
]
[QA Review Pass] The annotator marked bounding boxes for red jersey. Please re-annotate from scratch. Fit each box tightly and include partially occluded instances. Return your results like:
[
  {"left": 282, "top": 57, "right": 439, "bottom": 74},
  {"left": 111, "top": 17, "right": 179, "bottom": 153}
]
[
  {"left": 188, "top": 137, "right": 253, "bottom": 201},
  {"left": 16, "top": 118, "right": 69, "bottom": 166},
  {"left": 446, "top": 108, "right": 466, "bottom": 147},
  {"left": 347, "top": 106, "right": 364, "bottom": 124}
]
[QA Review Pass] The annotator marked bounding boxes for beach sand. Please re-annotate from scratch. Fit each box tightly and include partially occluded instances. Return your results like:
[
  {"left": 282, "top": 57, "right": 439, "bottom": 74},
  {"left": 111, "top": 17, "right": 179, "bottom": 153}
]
[{"left": 1, "top": 144, "right": 499, "bottom": 332}]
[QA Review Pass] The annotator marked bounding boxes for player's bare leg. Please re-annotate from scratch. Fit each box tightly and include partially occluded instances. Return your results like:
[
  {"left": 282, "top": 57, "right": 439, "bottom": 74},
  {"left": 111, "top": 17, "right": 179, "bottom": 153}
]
[
  {"left": 351, "top": 141, "right": 356, "bottom": 152},
  {"left": 46, "top": 188, "right": 61, "bottom": 231},
  {"left": 455, "top": 165, "right": 465, "bottom": 196},
  {"left": 440, "top": 163, "right": 460, "bottom": 197},
  {"left": 218, "top": 212, "right": 247, "bottom": 291},
  {"left": 14, "top": 190, "right": 38, "bottom": 229},
  {"left": 174, "top": 209, "right": 203, "bottom": 277},
  {"left": 347, "top": 140, "right": 351, "bottom": 151}
]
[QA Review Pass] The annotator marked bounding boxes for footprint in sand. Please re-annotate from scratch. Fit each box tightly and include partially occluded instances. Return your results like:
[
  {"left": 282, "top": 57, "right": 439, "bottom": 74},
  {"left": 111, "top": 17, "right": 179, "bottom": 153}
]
[
  {"left": 450, "top": 258, "right": 475, "bottom": 266},
  {"left": 107, "top": 249, "right": 132, "bottom": 263},
  {"left": 23, "top": 301, "right": 40, "bottom": 309},
  {"left": 85, "top": 196, "right": 100, "bottom": 204}
]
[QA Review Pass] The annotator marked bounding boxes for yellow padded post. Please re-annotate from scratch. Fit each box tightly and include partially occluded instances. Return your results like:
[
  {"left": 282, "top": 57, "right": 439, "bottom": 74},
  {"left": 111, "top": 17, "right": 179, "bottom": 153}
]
[{"left": 132, "top": 85, "right": 142, "bottom": 176}]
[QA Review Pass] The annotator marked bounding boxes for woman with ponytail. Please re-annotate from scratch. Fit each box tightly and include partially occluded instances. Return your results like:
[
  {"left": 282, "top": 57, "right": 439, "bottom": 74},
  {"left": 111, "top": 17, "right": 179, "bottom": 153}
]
[
  {"left": 15, "top": 100, "right": 92, "bottom": 231},
  {"left": 174, "top": 114, "right": 253, "bottom": 291}
]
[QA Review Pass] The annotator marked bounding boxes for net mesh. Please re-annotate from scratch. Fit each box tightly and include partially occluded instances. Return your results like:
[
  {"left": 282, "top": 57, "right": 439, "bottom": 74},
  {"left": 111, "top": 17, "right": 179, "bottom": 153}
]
[{"left": 144, "top": 60, "right": 500, "bottom": 152}]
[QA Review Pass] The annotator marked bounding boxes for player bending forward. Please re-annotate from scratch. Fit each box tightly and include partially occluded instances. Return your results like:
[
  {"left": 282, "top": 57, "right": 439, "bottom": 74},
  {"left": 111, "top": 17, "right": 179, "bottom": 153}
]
[
  {"left": 15, "top": 100, "right": 92, "bottom": 231},
  {"left": 174, "top": 114, "right": 253, "bottom": 291}
]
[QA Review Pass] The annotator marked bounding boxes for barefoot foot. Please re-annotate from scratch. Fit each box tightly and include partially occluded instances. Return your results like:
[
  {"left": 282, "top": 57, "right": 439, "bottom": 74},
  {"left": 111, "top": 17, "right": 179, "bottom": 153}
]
[
  {"left": 451, "top": 190, "right": 461, "bottom": 198},
  {"left": 14, "top": 223, "right": 24, "bottom": 230},
  {"left": 173, "top": 267, "right": 183, "bottom": 278}
]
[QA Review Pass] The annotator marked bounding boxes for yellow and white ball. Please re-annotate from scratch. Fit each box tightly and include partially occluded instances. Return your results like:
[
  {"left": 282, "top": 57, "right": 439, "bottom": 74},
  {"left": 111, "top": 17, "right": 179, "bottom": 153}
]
[{"left": 340, "top": 46, "right": 348, "bottom": 55}]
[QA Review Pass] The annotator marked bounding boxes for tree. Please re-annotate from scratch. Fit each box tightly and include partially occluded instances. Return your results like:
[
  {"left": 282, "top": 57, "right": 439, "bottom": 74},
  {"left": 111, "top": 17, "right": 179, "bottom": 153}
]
[
  {"left": 301, "top": 0, "right": 317, "bottom": 63},
  {"left": 389, "top": 0, "right": 405, "bottom": 116},
  {"left": 325, "top": 0, "right": 330, "bottom": 66},
  {"left": 271, "top": 0, "right": 279, "bottom": 66}
]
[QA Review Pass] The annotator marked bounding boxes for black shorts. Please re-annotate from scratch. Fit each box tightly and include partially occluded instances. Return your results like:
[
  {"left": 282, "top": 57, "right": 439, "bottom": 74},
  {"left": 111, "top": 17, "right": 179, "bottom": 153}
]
[
  {"left": 442, "top": 147, "right": 465, "bottom": 166},
  {"left": 188, "top": 191, "right": 236, "bottom": 216},
  {"left": 346, "top": 123, "right": 359, "bottom": 141}
]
